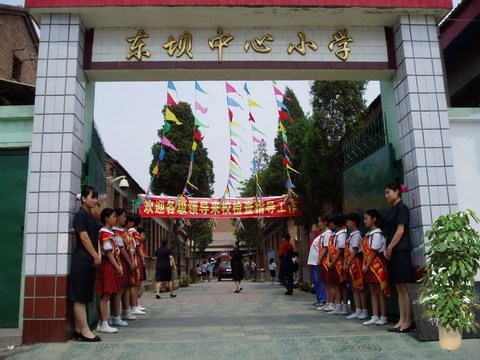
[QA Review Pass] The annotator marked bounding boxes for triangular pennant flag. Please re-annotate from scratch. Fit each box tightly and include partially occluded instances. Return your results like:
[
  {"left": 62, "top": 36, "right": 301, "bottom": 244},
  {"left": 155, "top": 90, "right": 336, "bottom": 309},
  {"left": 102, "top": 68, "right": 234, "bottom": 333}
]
[
  {"left": 252, "top": 158, "right": 257, "bottom": 172},
  {"left": 226, "top": 82, "right": 242, "bottom": 97},
  {"left": 282, "top": 157, "right": 291, "bottom": 166},
  {"left": 230, "top": 167, "right": 241, "bottom": 177},
  {"left": 195, "top": 81, "right": 210, "bottom": 95},
  {"left": 253, "top": 136, "right": 263, "bottom": 144},
  {"left": 228, "top": 108, "right": 233, "bottom": 122},
  {"left": 273, "top": 85, "right": 284, "bottom": 97},
  {"left": 227, "top": 179, "right": 237, "bottom": 190},
  {"left": 230, "top": 162, "right": 240, "bottom": 171},
  {"left": 192, "top": 142, "right": 198, "bottom": 151},
  {"left": 190, "top": 151, "right": 195, "bottom": 162},
  {"left": 229, "top": 173, "right": 239, "bottom": 182},
  {"left": 230, "top": 129, "right": 241, "bottom": 138},
  {"left": 230, "top": 147, "right": 239, "bottom": 158},
  {"left": 276, "top": 99, "right": 288, "bottom": 111},
  {"left": 165, "top": 107, "right": 183, "bottom": 125},
  {"left": 167, "top": 93, "right": 180, "bottom": 107},
  {"left": 248, "top": 112, "right": 255, "bottom": 122},
  {"left": 152, "top": 164, "right": 159, "bottom": 175},
  {"left": 162, "top": 135, "right": 179, "bottom": 151},
  {"left": 167, "top": 81, "right": 177, "bottom": 94},
  {"left": 248, "top": 99, "right": 261, "bottom": 108},
  {"left": 285, "top": 180, "right": 296, "bottom": 189},
  {"left": 187, "top": 181, "right": 198, "bottom": 190},
  {"left": 279, "top": 121, "right": 286, "bottom": 133},
  {"left": 230, "top": 139, "right": 238, "bottom": 147},
  {"left": 159, "top": 147, "right": 166, "bottom": 160},
  {"left": 244, "top": 82, "right": 250, "bottom": 96},
  {"left": 230, "top": 155, "right": 239, "bottom": 165},
  {"left": 230, "top": 120, "right": 243, "bottom": 128},
  {"left": 282, "top": 132, "right": 288, "bottom": 142},
  {"left": 286, "top": 164, "right": 300, "bottom": 174},
  {"left": 195, "top": 101, "right": 208, "bottom": 114},
  {"left": 194, "top": 118, "right": 209, "bottom": 128},
  {"left": 283, "top": 142, "right": 294, "bottom": 157},
  {"left": 251, "top": 125, "right": 266, "bottom": 135},
  {"left": 278, "top": 110, "right": 295, "bottom": 122},
  {"left": 163, "top": 121, "right": 171, "bottom": 133},
  {"left": 227, "top": 96, "right": 243, "bottom": 109},
  {"left": 193, "top": 130, "right": 204, "bottom": 141}
]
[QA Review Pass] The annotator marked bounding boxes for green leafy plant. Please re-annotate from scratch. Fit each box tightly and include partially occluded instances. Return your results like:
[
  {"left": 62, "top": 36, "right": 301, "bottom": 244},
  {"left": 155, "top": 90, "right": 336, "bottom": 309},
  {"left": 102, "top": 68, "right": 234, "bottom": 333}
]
[{"left": 418, "top": 209, "right": 480, "bottom": 332}]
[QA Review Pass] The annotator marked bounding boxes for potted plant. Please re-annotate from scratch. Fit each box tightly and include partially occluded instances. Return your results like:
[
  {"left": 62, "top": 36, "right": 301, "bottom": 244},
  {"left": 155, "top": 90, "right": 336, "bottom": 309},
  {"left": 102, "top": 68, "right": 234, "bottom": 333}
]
[{"left": 418, "top": 209, "right": 480, "bottom": 350}]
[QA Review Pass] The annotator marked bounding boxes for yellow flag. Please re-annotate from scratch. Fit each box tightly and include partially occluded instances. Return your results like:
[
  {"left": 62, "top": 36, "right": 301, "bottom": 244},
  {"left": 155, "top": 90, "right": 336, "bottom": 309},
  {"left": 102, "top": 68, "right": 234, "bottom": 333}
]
[
  {"left": 165, "top": 108, "right": 183, "bottom": 125},
  {"left": 279, "top": 121, "right": 286, "bottom": 133},
  {"left": 248, "top": 99, "right": 262, "bottom": 108},
  {"left": 192, "top": 142, "right": 198, "bottom": 151},
  {"left": 286, "top": 164, "right": 300, "bottom": 174},
  {"left": 152, "top": 165, "right": 159, "bottom": 175}
]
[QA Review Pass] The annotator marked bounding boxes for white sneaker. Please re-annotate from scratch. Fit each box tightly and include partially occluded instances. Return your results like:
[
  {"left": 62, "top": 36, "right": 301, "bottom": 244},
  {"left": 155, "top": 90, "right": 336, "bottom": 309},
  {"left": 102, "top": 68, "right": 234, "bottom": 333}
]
[
  {"left": 358, "top": 311, "right": 369, "bottom": 320},
  {"left": 327, "top": 305, "right": 342, "bottom": 315},
  {"left": 123, "top": 312, "right": 137, "bottom": 321},
  {"left": 323, "top": 304, "right": 334, "bottom": 312},
  {"left": 131, "top": 307, "right": 146, "bottom": 315},
  {"left": 137, "top": 305, "right": 146, "bottom": 311},
  {"left": 111, "top": 317, "right": 129, "bottom": 327},
  {"left": 363, "top": 316, "right": 380, "bottom": 326},
  {"left": 346, "top": 312, "right": 359, "bottom": 319},
  {"left": 316, "top": 304, "right": 328, "bottom": 310},
  {"left": 376, "top": 316, "right": 388, "bottom": 325},
  {"left": 99, "top": 324, "right": 118, "bottom": 333},
  {"left": 340, "top": 305, "right": 348, "bottom": 315},
  {"left": 96, "top": 322, "right": 101, "bottom": 331}
]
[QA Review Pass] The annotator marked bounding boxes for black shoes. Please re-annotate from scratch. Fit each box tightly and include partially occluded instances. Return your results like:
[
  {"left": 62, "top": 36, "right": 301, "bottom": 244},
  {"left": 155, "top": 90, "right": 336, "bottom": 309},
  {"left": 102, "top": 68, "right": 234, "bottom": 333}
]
[
  {"left": 396, "top": 324, "right": 416, "bottom": 333},
  {"left": 156, "top": 295, "right": 161, "bottom": 299},
  {"left": 170, "top": 293, "right": 177, "bottom": 298},
  {"left": 284, "top": 291, "right": 293, "bottom": 295},
  {"left": 73, "top": 331, "right": 101, "bottom": 342}
]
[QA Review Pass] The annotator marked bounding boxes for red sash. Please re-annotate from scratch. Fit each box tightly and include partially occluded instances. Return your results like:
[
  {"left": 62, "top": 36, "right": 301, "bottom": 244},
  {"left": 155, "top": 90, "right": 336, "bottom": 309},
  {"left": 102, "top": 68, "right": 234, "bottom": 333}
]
[
  {"left": 99, "top": 230, "right": 120, "bottom": 264},
  {"left": 328, "top": 234, "right": 346, "bottom": 282},
  {"left": 124, "top": 230, "right": 140, "bottom": 285},
  {"left": 344, "top": 245, "right": 363, "bottom": 290},
  {"left": 322, "top": 235, "right": 333, "bottom": 271},
  {"left": 361, "top": 234, "right": 390, "bottom": 297}
]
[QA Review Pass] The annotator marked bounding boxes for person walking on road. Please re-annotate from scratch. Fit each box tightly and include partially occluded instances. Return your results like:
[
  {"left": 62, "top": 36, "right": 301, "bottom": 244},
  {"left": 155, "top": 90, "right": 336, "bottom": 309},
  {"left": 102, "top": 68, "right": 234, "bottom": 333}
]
[
  {"left": 228, "top": 242, "right": 244, "bottom": 293},
  {"left": 268, "top": 258, "right": 277, "bottom": 284},
  {"left": 278, "top": 233, "right": 294, "bottom": 295},
  {"left": 155, "top": 239, "right": 177, "bottom": 299}
]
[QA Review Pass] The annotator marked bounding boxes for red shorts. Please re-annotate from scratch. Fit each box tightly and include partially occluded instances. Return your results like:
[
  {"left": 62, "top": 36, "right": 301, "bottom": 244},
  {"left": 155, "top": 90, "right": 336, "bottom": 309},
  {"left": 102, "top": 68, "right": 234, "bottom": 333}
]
[
  {"left": 319, "top": 265, "right": 328, "bottom": 282},
  {"left": 96, "top": 259, "right": 120, "bottom": 294},
  {"left": 326, "top": 267, "right": 344, "bottom": 285}
]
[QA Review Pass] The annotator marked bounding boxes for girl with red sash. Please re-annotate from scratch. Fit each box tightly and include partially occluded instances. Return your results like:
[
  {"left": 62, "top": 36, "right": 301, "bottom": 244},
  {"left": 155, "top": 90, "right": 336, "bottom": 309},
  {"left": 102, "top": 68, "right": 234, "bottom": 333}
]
[
  {"left": 96, "top": 208, "right": 122, "bottom": 333},
  {"left": 124, "top": 215, "right": 145, "bottom": 316},
  {"left": 361, "top": 209, "right": 389, "bottom": 326},
  {"left": 326, "top": 214, "right": 349, "bottom": 315},
  {"left": 316, "top": 216, "right": 333, "bottom": 311},
  {"left": 112, "top": 209, "right": 136, "bottom": 323},
  {"left": 344, "top": 212, "right": 368, "bottom": 320}
]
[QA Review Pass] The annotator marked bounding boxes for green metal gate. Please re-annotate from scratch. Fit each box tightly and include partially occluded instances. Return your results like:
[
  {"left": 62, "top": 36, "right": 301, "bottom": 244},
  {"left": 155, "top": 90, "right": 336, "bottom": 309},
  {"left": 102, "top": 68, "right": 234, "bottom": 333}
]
[{"left": 0, "top": 149, "right": 29, "bottom": 328}]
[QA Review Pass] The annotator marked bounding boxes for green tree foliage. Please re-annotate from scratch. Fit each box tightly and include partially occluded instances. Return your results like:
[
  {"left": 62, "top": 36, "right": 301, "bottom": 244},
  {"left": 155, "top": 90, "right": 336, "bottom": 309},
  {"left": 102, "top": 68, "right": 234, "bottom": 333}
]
[
  {"left": 149, "top": 102, "right": 215, "bottom": 251},
  {"left": 233, "top": 218, "right": 263, "bottom": 255}
]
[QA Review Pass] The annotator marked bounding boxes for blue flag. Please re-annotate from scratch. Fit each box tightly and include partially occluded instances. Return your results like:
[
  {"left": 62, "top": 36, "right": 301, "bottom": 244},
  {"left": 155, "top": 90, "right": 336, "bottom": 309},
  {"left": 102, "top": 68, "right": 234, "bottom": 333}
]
[
  {"left": 244, "top": 82, "right": 250, "bottom": 96},
  {"left": 195, "top": 81, "right": 210, "bottom": 95},
  {"left": 227, "top": 96, "right": 243, "bottom": 109},
  {"left": 167, "top": 81, "right": 177, "bottom": 94}
]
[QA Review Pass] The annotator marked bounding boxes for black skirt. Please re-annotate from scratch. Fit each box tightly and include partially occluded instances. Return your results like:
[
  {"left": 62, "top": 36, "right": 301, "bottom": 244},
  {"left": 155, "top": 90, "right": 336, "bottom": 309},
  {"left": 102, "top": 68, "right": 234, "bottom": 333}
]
[
  {"left": 388, "top": 250, "right": 414, "bottom": 284},
  {"left": 68, "top": 257, "right": 97, "bottom": 303},
  {"left": 231, "top": 262, "right": 244, "bottom": 281},
  {"left": 156, "top": 266, "right": 172, "bottom": 282}
]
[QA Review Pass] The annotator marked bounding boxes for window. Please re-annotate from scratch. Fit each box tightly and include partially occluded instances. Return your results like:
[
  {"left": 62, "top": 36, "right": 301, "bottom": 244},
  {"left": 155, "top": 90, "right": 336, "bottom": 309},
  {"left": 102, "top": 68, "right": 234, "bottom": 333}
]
[{"left": 12, "top": 56, "right": 22, "bottom": 82}]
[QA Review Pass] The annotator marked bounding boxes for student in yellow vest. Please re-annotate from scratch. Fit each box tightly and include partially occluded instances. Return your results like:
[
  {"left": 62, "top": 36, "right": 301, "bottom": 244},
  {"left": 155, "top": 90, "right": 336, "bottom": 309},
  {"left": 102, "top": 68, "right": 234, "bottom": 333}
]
[{"left": 361, "top": 209, "right": 390, "bottom": 326}]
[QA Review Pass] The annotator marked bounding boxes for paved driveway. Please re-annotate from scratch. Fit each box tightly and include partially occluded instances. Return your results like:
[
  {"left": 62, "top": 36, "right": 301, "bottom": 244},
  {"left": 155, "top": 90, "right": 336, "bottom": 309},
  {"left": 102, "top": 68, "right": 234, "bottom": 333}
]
[{"left": 6, "top": 281, "right": 479, "bottom": 359}]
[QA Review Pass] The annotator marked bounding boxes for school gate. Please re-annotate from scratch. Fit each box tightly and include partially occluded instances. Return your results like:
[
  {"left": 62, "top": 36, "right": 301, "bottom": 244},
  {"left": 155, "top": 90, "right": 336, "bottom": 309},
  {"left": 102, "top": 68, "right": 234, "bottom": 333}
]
[{"left": 22, "top": 0, "right": 455, "bottom": 343}]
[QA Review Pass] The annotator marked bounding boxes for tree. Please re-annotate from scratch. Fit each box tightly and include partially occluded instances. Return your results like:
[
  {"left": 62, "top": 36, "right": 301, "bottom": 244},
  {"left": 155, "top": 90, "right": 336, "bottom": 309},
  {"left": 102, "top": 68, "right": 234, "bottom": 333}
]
[{"left": 149, "top": 102, "right": 215, "bottom": 271}]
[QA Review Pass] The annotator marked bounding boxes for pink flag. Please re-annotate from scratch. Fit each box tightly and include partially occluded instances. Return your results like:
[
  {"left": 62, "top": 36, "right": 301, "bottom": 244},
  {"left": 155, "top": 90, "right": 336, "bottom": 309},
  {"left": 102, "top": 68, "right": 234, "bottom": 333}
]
[
  {"left": 283, "top": 143, "right": 294, "bottom": 157},
  {"left": 195, "top": 101, "right": 208, "bottom": 114},
  {"left": 273, "top": 85, "right": 291, "bottom": 101},
  {"left": 230, "top": 139, "right": 238, "bottom": 147},
  {"left": 162, "top": 135, "right": 179, "bottom": 151},
  {"left": 253, "top": 136, "right": 262, "bottom": 144},
  {"left": 248, "top": 112, "right": 255, "bottom": 122},
  {"left": 226, "top": 82, "right": 242, "bottom": 97},
  {"left": 228, "top": 173, "right": 239, "bottom": 182},
  {"left": 230, "top": 155, "right": 239, "bottom": 165}
]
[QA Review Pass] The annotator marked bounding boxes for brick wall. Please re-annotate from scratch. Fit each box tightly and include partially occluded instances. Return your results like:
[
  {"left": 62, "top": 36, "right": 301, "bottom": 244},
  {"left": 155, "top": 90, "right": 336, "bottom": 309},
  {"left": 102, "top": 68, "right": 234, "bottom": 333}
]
[{"left": 0, "top": 13, "right": 38, "bottom": 85}]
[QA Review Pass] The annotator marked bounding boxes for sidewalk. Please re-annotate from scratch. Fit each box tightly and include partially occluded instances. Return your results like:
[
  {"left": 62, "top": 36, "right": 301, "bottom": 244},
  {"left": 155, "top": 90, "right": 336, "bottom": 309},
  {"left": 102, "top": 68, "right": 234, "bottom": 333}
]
[{"left": 4, "top": 281, "right": 479, "bottom": 359}]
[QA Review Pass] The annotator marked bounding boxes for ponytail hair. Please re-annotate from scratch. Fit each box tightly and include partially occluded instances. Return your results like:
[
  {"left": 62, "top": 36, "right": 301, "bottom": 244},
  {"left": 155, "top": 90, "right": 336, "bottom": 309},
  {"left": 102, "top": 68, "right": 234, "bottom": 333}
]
[
  {"left": 365, "top": 209, "right": 384, "bottom": 229},
  {"left": 100, "top": 207, "right": 115, "bottom": 225}
]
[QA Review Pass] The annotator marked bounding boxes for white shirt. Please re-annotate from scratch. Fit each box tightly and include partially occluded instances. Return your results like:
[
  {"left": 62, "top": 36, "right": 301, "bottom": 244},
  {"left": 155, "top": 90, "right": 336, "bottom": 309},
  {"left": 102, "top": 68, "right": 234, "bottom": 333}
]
[
  {"left": 99, "top": 227, "right": 114, "bottom": 254},
  {"left": 347, "top": 230, "right": 363, "bottom": 253},
  {"left": 334, "top": 228, "right": 348, "bottom": 249},
  {"left": 307, "top": 234, "right": 321, "bottom": 265},
  {"left": 112, "top": 226, "right": 125, "bottom": 247},
  {"left": 320, "top": 229, "right": 333, "bottom": 248},
  {"left": 365, "top": 228, "right": 386, "bottom": 252},
  {"left": 269, "top": 262, "right": 277, "bottom": 271}
]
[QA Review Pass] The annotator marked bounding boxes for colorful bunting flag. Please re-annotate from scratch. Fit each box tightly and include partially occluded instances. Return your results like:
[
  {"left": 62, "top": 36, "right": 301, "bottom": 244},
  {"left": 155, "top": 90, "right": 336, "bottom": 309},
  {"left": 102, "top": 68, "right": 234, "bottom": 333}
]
[
  {"left": 195, "top": 101, "right": 208, "bottom": 114},
  {"left": 195, "top": 81, "right": 210, "bottom": 96},
  {"left": 167, "top": 81, "right": 177, "bottom": 94},
  {"left": 167, "top": 93, "right": 181, "bottom": 107},
  {"left": 162, "top": 135, "right": 179, "bottom": 151},
  {"left": 193, "top": 130, "right": 204, "bottom": 141},
  {"left": 226, "top": 82, "right": 242, "bottom": 97},
  {"left": 194, "top": 118, "right": 209, "bottom": 128},
  {"left": 165, "top": 107, "right": 183, "bottom": 125},
  {"left": 227, "top": 96, "right": 243, "bottom": 109}
]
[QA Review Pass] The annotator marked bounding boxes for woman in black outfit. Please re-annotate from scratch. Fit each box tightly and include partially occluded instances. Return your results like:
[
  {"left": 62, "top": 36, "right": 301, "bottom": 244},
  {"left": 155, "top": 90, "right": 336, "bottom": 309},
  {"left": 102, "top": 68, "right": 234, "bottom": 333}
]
[
  {"left": 229, "top": 242, "right": 244, "bottom": 293},
  {"left": 384, "top": 182, "right": 414, "bottom": 333},
  {"left": 68, "top": 185, "right": 102, "bottom": 342},
  {"left": 154, "top": 239, "right": 177, "bottom": 299}
]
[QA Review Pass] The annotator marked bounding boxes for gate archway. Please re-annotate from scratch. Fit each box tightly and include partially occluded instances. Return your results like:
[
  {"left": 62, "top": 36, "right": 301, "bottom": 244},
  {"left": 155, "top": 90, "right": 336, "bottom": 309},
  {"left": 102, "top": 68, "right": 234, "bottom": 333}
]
[{"left": 23, "top": 0, "right": 455, "bottom": 343}]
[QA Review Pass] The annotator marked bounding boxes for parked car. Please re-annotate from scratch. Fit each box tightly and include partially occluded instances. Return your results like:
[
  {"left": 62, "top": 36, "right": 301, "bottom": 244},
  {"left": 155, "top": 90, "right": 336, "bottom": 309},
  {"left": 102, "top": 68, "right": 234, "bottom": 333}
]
[{"left": 217, "top": 261, "right": 232, "bottom": 281}]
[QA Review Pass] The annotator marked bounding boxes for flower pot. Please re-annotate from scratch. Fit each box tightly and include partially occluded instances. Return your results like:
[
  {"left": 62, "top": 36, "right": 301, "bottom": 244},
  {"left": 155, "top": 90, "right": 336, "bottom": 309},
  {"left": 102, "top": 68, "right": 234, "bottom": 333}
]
[{"left": 438, "top": 326, "right": 462, "bottom": 350}]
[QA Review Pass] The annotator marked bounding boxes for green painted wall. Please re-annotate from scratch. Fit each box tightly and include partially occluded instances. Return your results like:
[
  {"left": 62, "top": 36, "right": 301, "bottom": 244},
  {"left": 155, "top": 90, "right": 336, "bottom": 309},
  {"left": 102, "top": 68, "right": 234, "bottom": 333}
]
[
  {"left": 380, "top": 81, "right": 401, "bottom": 161},
  {"left": 0, "top": 106, "right": 33, "bottom": 147}
]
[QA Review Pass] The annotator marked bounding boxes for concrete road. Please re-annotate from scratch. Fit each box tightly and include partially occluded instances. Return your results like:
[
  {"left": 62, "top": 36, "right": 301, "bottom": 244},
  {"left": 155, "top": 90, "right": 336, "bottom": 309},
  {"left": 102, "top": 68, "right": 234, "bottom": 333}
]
[{"left": 4, "top": 280, "right": 479, "bottom": 359}]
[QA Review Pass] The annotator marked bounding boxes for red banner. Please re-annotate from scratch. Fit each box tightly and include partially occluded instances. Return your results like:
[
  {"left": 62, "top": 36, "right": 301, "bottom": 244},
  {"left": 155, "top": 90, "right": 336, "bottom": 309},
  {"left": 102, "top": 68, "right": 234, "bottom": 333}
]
[{"left": 138, "top": 195, "right": 302, "bottom": 218}]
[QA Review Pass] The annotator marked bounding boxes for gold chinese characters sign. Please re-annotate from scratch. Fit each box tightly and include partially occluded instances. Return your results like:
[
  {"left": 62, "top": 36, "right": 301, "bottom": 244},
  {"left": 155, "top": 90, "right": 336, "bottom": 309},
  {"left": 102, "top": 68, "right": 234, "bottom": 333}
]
[
  {"left": 124, "top": 28, "right": 354, "bottom": 62},
  {"left": 138, "top": 195, "right": 302, "bottom": 218}
]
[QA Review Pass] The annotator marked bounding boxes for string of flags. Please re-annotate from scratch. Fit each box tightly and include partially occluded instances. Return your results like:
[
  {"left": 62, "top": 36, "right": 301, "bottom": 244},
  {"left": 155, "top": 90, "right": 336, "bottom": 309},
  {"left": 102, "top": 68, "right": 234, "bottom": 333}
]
[{"left": 272, "top": 81, "right": 299, "bottom": 202}]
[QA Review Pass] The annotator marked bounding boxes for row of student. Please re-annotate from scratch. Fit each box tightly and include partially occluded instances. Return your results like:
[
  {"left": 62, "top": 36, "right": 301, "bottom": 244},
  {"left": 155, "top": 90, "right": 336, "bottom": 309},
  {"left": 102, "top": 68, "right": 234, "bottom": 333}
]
[
  {"left": 307, "top": 182, "right": 415, "bottom": 333},
  {"left": 68, "top": 186, "right": 147, "bottom": 342}
]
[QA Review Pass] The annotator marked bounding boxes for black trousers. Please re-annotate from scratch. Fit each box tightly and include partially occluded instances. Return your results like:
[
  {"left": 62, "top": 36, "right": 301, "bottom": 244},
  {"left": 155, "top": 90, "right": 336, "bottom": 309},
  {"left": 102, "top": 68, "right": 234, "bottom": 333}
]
[{"left": 278, "top": 257, "right": 294, "bottom": 292}]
